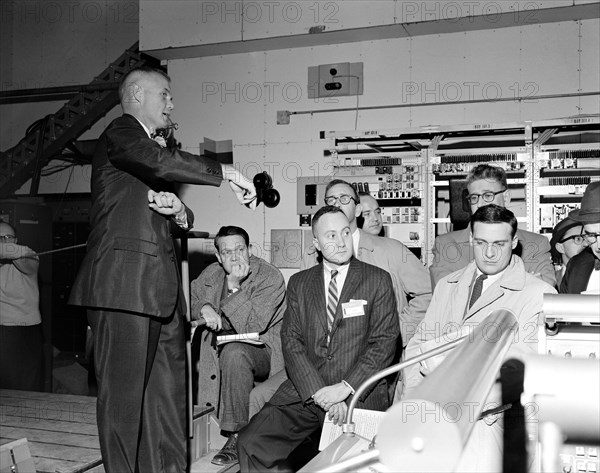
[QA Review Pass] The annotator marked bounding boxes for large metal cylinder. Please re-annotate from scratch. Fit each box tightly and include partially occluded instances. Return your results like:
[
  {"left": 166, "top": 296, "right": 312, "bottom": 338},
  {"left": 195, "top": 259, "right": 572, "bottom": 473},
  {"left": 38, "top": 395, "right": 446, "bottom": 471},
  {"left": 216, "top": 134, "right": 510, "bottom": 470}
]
[{"left": 377, "top": 309, "right": 518, "bottom": 472}]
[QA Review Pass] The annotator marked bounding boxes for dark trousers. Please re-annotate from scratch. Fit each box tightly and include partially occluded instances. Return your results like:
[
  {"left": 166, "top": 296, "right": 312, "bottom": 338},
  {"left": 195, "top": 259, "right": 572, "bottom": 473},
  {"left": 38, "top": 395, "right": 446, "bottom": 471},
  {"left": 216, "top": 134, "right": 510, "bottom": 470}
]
[
  {"left": 88, "top": 308, "right": 187, "bottom": 473},
  {"left": 238, "top": 401, "right": 324, "bottom": 472},
  {"left": 219, "top": 342, "right": 270, "bottom": 432},
  {"left": 0, "top": 324, "right": 43, "bottom": 391}
]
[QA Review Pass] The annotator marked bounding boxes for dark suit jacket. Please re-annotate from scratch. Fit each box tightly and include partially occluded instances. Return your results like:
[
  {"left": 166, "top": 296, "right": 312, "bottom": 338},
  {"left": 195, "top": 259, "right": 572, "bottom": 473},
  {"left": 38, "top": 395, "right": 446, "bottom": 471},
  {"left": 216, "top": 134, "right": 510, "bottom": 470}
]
[
  {"left": 270, "top": 258, "right": 400, "bottom": 411},
  {"left": 560, "top": 248, "right": 599, "bottom": 294},
  {"left": 69, "top": 114, "right": 224, "bottom": 317},
  {"left": 430, "top": 227, "right": 556, "bottom": 289}
]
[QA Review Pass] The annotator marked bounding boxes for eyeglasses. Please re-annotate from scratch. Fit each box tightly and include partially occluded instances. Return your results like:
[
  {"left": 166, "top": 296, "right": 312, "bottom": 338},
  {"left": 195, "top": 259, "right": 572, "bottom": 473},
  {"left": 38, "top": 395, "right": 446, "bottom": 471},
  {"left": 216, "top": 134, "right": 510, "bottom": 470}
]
[
  {"left": 583, "top": 232, "right": 600, "bottom": 244},
  {"left": 465, "top": 189, "right": 506, "bottom": 205},
  {"left": 0, "top": 235, "right": 16, "bottom": 242},
  {"left": 559, "top": 234, "right": 585, "bottom": 245},
  {"left": 324, "top": 194, "right": 357, "bottom": 206}
]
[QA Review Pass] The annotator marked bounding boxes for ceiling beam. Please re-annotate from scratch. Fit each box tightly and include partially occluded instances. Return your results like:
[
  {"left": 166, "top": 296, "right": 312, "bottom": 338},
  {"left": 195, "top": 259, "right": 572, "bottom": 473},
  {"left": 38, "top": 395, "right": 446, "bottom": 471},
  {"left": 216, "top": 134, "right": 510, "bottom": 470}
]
[{"left": 143, "top": 3, "right": 600, "bottom": 61}]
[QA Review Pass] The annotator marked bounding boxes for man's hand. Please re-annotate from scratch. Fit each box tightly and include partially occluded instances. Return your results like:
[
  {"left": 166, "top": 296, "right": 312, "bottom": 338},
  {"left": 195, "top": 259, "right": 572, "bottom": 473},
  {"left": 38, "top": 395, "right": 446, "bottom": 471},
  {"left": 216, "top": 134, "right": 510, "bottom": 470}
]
[
  {"left": 313, "top": 383, "right": 352, "bottom": 411},
  {"left": 327, "top": 402, "right": 348, "bottom": 426},
  {"left": 147, "top": 190, "right": 185, "bottom": 217},
  {"left": 222, "top": 165, "right": 257, "bottom": 209},
  {"left": 200, "top": 304, "right": 223, "bottom": 332},
  {"left": 0, "top": 243, "right": 36, "bottom": 260},
  {"left": 226, "top": 259, "right": 250, "bottom": 290}
]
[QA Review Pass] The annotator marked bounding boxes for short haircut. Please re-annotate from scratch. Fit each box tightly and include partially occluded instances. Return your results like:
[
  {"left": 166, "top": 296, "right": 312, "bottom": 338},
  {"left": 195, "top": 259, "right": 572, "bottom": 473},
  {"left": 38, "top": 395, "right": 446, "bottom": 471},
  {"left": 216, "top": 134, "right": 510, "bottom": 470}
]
[
  {"left": 312, "top": 206, "right": 345, "bottom": 236},
  {"left": 358, "top": 192, "right": 372, "bottom": 198},
  {"left": 470, "top": 204, "right": 518, "bottom": 238},
  {"left": 214, "top": 226, "right": 250, "bottom": 251},
  {"left": 118, "top": 66, "right": 171, "bottom": 101},
  {"left": 325, "top": 179, "right": 359, "bottom": 201},
  {"left": 0, "top": 221, "right": 16, "bottom": 236},
  {"left": 467, "top": 164, "right": 508, "bottom": 189}
]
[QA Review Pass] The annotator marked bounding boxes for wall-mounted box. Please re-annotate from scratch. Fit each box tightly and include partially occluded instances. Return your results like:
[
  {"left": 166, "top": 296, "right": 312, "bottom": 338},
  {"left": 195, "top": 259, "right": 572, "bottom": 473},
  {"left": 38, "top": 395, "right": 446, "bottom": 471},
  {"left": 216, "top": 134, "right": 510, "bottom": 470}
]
[
  {"left": 308, "top": 62, "right": 363, "bottom": 99},
  {"left": 296, "top": 176, "right": 332, "bottom": 215}
]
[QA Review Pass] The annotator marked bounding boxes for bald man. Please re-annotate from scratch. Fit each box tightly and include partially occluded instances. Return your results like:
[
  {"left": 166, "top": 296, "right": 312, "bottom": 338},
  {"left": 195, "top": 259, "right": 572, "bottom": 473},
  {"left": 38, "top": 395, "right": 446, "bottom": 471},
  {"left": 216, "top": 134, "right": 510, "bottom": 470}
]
[
  {"left": 359, "top": 193, "right": 384, "bottom": 236},
  {"left": 69, "top": 66, "right": 258, "bottom": 473},
  {"left": 0, "top": 222, "right": 44, "bottom": 391}
]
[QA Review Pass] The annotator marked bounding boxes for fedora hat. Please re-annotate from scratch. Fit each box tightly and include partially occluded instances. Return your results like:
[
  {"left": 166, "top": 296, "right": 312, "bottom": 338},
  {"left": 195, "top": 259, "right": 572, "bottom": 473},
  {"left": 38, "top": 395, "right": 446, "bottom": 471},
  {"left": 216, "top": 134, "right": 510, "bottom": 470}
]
[
  {"left": 550, "top": 217, "right": 583, "bottom": 250},
  {"left": 569, "top": 181, "right": 600, "bottom": 223}
]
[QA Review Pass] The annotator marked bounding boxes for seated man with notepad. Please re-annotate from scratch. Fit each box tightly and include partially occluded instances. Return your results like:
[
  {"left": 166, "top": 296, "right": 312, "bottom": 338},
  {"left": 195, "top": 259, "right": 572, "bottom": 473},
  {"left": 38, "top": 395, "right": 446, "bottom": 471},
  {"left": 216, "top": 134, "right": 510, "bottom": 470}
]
[{"left": 191, "top": 226, "right": 286, "bottom": 466}]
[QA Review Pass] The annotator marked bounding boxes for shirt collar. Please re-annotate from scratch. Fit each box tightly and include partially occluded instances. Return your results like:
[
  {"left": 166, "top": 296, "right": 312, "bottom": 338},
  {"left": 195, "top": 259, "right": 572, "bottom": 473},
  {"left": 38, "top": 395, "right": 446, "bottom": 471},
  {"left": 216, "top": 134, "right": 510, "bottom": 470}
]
[
  {"left": 323, "top": 260, "right": 350, "bottom": 277},
  {"left": 133, "top": 116, "right": 153, "bottom": 138}
]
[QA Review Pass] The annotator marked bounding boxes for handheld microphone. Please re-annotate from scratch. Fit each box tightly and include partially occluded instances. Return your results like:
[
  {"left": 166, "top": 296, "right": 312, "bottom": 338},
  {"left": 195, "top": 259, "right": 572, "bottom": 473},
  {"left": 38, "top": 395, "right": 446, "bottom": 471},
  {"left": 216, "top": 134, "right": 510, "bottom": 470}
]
[
  {"left": 154, "top": 119, "right": 179, "bottom": 139},
  {"left": 253, "top": 172, "right": 280, "bottom": 208}
]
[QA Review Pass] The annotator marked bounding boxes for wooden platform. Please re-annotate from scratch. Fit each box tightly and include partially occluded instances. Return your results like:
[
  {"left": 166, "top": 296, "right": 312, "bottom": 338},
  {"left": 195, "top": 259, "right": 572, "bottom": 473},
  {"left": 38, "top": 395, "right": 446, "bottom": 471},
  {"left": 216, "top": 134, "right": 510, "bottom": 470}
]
[
  {"left": 0, "top": 389, "right": 233, "bottom": 473},
  {"left": 0, "top": 389, "right": 102, "bottom": 473}
]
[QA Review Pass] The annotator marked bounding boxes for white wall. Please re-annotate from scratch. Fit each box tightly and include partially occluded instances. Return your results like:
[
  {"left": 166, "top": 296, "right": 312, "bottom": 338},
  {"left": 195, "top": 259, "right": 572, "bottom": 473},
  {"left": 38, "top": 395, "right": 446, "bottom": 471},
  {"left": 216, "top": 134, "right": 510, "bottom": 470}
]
[{"left": 161, "top": 18, "right": 599, "bottom": 275}]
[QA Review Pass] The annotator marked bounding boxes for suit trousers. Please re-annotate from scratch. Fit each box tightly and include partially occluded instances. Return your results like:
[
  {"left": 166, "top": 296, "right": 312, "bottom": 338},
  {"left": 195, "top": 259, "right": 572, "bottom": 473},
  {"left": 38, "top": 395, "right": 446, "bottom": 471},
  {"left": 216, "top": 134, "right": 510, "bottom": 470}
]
[
  {"left": 238, "top": 401, "right": 325, "bottom": 472},
  {"left": 88, "top": 308, "right": 187, "bottom": 473},
  {"left": 219, "top": 342, "right": 270, "bottom": 432}
]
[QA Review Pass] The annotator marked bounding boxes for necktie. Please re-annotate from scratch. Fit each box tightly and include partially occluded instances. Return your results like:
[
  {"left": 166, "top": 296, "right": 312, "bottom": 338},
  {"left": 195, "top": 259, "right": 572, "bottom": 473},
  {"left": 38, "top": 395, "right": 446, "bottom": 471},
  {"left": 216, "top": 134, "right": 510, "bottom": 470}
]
[
  {"left": 469, "top": 274, "right": 488, "bottom": 309},
  {"left": 327, "top": 270, "right": 339, "bottom": 339}
]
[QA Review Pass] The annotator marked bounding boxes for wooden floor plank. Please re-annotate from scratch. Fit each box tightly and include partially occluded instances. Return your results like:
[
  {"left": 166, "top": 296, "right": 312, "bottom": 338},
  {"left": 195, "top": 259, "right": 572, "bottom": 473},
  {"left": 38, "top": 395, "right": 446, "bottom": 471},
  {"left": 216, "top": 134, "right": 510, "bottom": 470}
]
[
  {"left": 34, "top": 457, "right": 90, "bottom": 473},
  {"left": 0, "top": 390, "right": 96, "bottom": 405},
  {"left": 1, "top": 426, "right": 99, "bottom": 449},
  {"left": 0, "top": 397, "right": 97, "bottom": 425},
  {"left": 1, "top": 414, "right": 99, "bottom": 436},
  {"left": 25, "top": 440, "right": 100, "bottom": 463}
]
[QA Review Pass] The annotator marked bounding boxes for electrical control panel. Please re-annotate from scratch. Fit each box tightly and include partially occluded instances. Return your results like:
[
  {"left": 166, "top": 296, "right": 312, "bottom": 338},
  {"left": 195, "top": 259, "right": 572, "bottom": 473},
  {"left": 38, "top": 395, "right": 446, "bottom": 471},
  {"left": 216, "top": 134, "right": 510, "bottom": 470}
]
[
  {"left": 532, "top": 117, "right": 600, "bottom": 234},
  {"left": 310, "top": 117, "right": 600, "bottom": 266}
]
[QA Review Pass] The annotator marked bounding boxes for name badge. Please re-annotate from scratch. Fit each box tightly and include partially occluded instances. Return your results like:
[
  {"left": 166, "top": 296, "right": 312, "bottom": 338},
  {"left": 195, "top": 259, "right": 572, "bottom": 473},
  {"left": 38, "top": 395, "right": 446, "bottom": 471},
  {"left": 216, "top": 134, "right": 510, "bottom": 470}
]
[{"left": 342, "top": 299, "right": 367, "bottom": 318}]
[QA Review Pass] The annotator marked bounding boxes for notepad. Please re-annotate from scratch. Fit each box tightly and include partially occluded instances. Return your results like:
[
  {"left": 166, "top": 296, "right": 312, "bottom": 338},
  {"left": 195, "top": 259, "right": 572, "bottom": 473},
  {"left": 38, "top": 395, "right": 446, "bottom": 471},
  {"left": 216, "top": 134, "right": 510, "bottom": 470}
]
[
  {"left": 319, "top": 408, "right": 386, "bottom": 450},
  {"left": 216, "top": 332, "right": 264, "bottom": 346}
]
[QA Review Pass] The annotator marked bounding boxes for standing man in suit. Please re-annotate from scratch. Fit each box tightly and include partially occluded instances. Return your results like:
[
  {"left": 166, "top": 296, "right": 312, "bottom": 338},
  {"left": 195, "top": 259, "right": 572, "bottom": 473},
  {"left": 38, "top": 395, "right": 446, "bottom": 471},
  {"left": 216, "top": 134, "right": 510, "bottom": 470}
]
[
  {"left": 561, "top": 181, "right": 600, "bottom": 294},
  {"left": 430, "top": 164, "right": 555, "bottom": 289},
  {"left": 69, "top": 66, "right": 257, "bottom": 473},
  {"left": 237, "top": 206, "right": 399, "bottom": 472},
  {"left": 191, "top": 226, "right": 285, "bottom": 466}
]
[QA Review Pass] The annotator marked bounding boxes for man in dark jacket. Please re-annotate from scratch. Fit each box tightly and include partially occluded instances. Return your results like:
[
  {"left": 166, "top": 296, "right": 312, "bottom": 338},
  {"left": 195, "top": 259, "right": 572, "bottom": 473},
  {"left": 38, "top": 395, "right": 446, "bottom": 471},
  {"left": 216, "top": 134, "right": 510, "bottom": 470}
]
[
  {"left": 69, "top": 66, "right": 256, "bottom": 473},
  {"left": 560, "top": 181, "right": 600, "bottom": 294}
]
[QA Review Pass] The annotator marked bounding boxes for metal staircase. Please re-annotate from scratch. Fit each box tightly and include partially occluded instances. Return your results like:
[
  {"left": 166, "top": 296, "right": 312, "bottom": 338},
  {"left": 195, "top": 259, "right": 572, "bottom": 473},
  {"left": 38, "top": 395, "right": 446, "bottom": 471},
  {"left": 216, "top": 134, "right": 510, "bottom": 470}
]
[{"left": 0, "top": 42, "right": 161, "bottom": 197}]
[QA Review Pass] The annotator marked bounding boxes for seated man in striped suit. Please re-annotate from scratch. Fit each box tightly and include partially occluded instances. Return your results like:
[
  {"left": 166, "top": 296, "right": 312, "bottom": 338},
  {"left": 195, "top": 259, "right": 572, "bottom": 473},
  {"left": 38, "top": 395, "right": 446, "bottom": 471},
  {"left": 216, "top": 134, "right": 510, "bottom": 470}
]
[{"left": 237, "top": 206, "right": 400, "bottom": 472}]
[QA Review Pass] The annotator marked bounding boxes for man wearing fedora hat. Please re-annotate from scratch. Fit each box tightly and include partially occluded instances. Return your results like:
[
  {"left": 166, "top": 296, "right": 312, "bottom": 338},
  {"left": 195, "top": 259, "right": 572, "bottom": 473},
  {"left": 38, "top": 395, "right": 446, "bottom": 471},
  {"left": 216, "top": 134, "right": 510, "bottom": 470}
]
[
  {"left": 560, "top": 181, "right": 600, "bottom": 294},
  {"left": 550, "top": 217, "right": 586, "bottom": 287}
]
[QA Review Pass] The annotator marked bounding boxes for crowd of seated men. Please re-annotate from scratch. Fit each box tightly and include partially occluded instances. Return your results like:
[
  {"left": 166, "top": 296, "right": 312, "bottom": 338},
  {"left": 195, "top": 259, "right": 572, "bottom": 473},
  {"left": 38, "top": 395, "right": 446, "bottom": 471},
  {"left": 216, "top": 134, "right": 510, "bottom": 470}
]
[{"left": 190, "top": 170, "right": 600, "bottom": 472}]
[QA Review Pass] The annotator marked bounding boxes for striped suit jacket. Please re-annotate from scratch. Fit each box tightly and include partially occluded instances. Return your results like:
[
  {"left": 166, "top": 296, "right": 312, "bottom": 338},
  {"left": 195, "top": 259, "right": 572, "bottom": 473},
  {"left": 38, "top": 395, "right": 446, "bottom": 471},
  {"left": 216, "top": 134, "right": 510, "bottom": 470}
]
[{"left": 270, "top": 258, "right": 400, "bottom": 411}]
